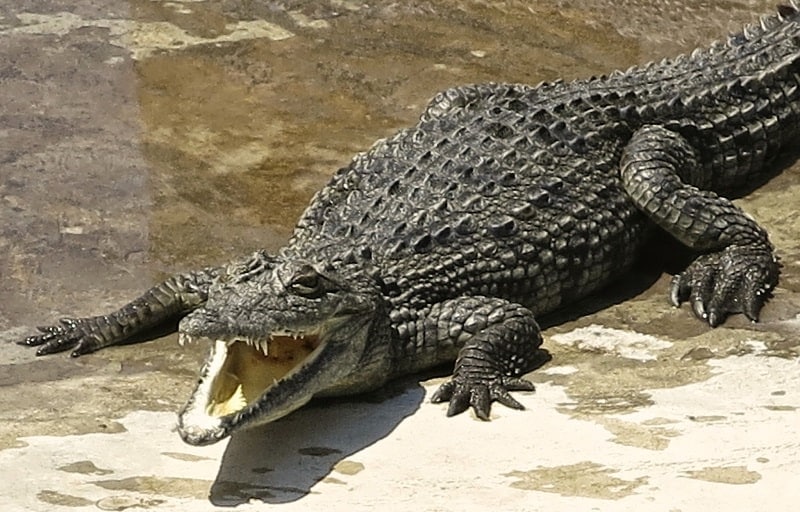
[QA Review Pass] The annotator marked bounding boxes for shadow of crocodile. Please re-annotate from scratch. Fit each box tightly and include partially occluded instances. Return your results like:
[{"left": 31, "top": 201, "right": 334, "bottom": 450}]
[{"left": 208, "top": 379, "right": 426, "bottom": 505}]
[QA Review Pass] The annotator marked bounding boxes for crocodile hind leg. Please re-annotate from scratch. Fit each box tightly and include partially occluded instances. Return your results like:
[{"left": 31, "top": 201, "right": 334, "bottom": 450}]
[
  {"left": 426, "top": 297, "right": 546, "bottom": 419},
  {"left": 620, "top": 125, "right": 779, "bottom": 326}
]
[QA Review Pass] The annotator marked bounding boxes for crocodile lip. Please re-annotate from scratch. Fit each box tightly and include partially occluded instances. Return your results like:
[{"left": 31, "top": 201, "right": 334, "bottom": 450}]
[{"left": 177, "top": 330, "right": 324, "bottom": 445}]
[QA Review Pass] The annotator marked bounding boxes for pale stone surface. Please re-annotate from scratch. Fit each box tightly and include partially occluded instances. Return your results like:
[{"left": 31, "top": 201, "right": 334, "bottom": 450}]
[{"left": 1, "top": 353, "right": 798, "bottom": 511}]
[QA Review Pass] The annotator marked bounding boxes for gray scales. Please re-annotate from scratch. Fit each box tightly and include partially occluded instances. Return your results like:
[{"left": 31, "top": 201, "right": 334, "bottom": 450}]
[{"left": 18, "top": 6, "right": 799, "bottom": 445}]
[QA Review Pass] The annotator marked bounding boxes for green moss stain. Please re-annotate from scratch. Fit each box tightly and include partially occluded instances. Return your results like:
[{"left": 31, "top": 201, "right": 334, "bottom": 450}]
[
  {"left": 597, "top": 417, "right": 679, "bottom": 451},
  {"left": 333, "top": 460, "right": 365, "bottom": 475},
  {"left": 36, "top": 490, "right": 93, "bottom": 507},
  {"left": 58, "top": 460, "right": 113, "bottom": 475},
  {"left": 95, "top": 495, "right": 165, "bottom": 511},
  {"left": 93, "top": 476, "right": 212, "bottom": 500},
  {"left": 762, "top": 405, "right": 797, "bottom": 411},
  {"left": 161, "top": 451, "right": 212, "bottom": 462},
  {"left": 505, "top": 461, "right": 647, "bottom": 499},
  {"left": 537, "top": 316, "right": 798, "bottom": 422},
  {"left": 683, "top": 466, "right": 762, "bottom": 485},
  {"left": 687, "top": 415, "right": 727, "bottom": 423},
  {"left": 322, "top": 476, "right": 347, "bottom": 485},
  {"left": 640, "top": 417, "right": 679, "bottom": 426}
]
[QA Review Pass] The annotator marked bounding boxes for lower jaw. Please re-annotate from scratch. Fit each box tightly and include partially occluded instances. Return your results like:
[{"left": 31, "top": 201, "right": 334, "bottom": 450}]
[
  {"left": 177, "top": 415, "right": 228, "bottom": 446},
  {"left": 176, "top": 340, "right": 232, "bottom": 445}
]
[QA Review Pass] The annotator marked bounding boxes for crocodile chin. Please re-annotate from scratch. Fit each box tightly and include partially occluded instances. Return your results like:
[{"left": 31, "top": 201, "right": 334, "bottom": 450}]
[{"left": 205, "top": 333, "right": 322, "bottom": 417}]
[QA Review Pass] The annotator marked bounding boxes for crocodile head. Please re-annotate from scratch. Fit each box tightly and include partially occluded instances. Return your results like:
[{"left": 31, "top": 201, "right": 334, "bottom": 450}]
[{"left": 175, "top": 253, "right": 382, "bottom": 445}]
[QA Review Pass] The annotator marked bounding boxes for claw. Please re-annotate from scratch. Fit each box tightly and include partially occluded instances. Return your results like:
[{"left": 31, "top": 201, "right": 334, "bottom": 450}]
[
  {"left": 70, "top": 337, "right": 100, "bottom": 357},
  {"left": 671, "top": 245, "right": 777, "bottom": 327},
  {"left": 470, "top": 386, "right": 491, "bottom": 420},
  {"left": 691, "top": 297, "right": 707, "bottom": 321},
  {"left": 445, "top": 388, "right": 471, "bottom": 417},
  {"left": 18, "top": 335, "right": 41, "bottom": 347},
  {"left": 430, "top": 380, "right": 454, "bottom": 404},
  {"left": 743, "top": 299, "right": 761, "bottom": 323},
  {"left": 492, "top": 387, "right": 525, "bottom": 411},
  {"left": 503, "top": 376, "right": 536, "bottom": 392},
  {"left": 432, "top": 374, "right": 535, "bottom": 419},
  {"left": 669, "top": 275, "right": 689, "bottom": 306},
  {"left": 707, "top": 310, "right": 722, "bottom": 327},
  {"left": 19, "top": 317, "right": 93, "bottom": 356}
]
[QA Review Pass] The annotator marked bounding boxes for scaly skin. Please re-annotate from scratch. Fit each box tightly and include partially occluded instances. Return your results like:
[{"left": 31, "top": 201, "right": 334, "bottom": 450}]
[{"left": 19, "top": 7, "right": 798, "bottom": 445}]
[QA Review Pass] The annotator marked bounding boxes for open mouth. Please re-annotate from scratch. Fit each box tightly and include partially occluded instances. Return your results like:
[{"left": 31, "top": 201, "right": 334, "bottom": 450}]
[
  {"left": 201, "top": 332, "right": 322, "bottom": 417},
  {"left": 177, "top": 329, "right": 325, "bottom": 444}
]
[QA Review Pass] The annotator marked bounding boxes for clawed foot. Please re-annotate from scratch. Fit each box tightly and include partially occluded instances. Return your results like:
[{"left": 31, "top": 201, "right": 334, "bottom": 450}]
[
  {"left": 17, "top": 318, "right": 102, "bottom": 357},
  {"left": 670, "top": 244, "right": 779, "bottom": 327},
  {"left": 430, "top": 374, "right": 536, "bottom": 420}
]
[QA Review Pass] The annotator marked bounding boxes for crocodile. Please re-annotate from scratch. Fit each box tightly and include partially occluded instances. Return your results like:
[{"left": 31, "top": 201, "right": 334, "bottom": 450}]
[{"left": 18, "top": 6, "right": 799, "bottom": 446}]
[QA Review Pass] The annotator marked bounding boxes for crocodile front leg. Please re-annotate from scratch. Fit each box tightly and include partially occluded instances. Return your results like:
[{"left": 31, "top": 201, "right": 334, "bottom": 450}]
[
  {"left": 620, "top": 125, "right": 780, "bottom": 326},
  {"left": 17, "top": 268, "right": 220, "bottom": 357},
  {"left": 19, "top": 250, "right": 278, "bottom": 357},
  {"left": 422, "top": 297, "right": 545, "bottom": 419}
]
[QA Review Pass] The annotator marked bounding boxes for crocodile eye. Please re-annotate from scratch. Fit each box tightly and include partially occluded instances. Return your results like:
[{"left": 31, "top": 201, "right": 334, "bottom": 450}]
[{"left": 289, "top": 264, "right": 326, "bottom": 298}]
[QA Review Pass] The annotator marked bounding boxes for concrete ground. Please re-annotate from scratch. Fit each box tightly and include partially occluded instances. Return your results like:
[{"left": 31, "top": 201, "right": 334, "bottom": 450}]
[{"left": 1, "top": 1, "right": 799, "bottom": 511}]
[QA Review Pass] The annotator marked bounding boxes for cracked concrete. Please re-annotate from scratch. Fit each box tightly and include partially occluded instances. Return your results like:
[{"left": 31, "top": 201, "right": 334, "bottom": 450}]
[{"left": 1, "top": 1, "right": 799, "bottom": 511}]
